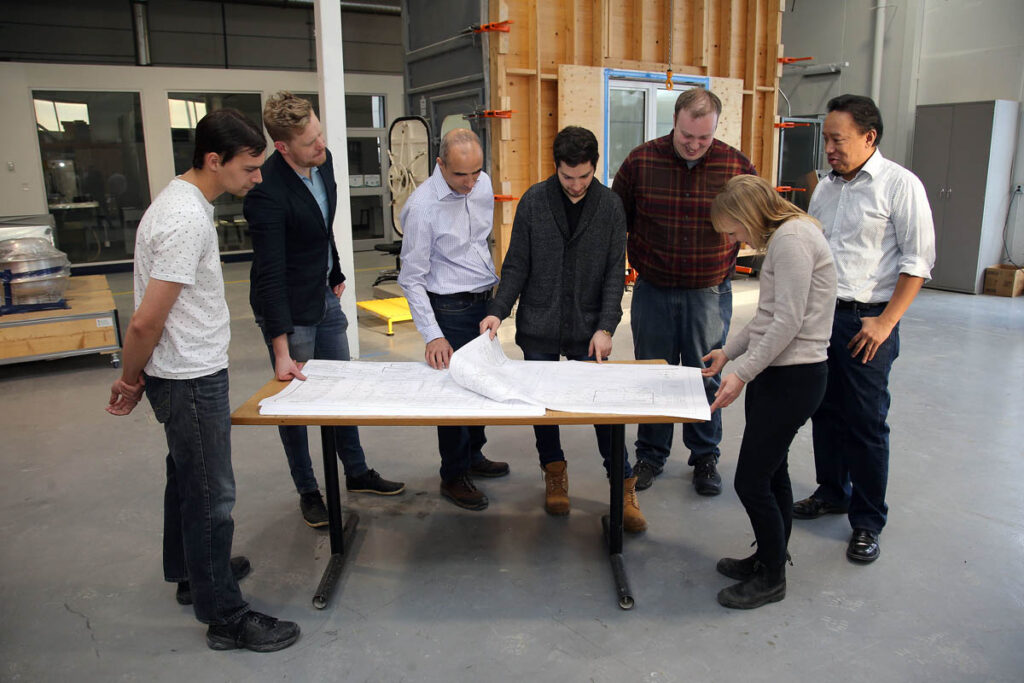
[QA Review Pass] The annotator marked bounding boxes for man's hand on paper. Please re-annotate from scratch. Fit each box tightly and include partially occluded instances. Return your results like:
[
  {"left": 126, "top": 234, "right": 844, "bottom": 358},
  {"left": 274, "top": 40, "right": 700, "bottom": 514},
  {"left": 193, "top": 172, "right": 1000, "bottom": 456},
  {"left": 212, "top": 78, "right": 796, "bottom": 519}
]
[
  {"left": 480, "top": 315, "right": 501, "bottom": 340},
  {"left": 701, "top": 348, "right": 729, "bottom": 377},
  {"left": 275, "top": 355, "right": 307, "bottom": 381},
  {"left": 425, "top": 337, "right": 454, "bottom": 369},
  {"left": 588, "top": 330, "right": 612, "bottom": 363},
  {"left": 709, "top": 372, "right": 744, "bottom": 412}
]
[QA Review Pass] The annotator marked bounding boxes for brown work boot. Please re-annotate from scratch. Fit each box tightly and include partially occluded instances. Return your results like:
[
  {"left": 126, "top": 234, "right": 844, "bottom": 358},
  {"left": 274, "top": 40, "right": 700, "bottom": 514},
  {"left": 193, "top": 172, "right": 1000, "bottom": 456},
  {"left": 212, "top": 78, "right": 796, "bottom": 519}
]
[
  {"left": 440, "top": 474, "right": 489, "bottom": 511},
  {"left": 542, "top": 461, "right": 570, "bottom": 515},
  {"left": 623, "top": 476, "right": 648, "bottom": 533}
]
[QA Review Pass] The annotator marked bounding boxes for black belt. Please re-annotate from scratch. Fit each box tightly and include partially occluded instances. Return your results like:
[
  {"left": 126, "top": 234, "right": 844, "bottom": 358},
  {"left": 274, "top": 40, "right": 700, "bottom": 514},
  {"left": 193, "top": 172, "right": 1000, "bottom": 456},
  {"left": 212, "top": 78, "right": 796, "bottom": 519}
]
[
  {"left": 835, "top": 299, "right": 887, "bottom": 311},
  {"left": 427, "top": 289, "right": 492, "bottom": 303}
]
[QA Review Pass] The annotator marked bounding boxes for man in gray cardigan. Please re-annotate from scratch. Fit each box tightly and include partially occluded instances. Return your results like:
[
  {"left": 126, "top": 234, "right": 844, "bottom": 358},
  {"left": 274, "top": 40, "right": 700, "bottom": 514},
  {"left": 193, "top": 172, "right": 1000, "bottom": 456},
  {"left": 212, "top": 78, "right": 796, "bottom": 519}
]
[{"left": 480, "top": 126, "right": 645, "bottom": 533}]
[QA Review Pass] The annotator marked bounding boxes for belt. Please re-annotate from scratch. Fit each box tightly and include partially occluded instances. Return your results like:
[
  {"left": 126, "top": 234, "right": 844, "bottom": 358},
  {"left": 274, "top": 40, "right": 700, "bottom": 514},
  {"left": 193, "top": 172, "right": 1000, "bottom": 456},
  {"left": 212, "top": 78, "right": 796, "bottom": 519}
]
[
  {"left": 835, "top": 299, "right": 887, "bottom": 311},
  {"left": 427, "top": 289, "right": 492, "bottom": 303}
]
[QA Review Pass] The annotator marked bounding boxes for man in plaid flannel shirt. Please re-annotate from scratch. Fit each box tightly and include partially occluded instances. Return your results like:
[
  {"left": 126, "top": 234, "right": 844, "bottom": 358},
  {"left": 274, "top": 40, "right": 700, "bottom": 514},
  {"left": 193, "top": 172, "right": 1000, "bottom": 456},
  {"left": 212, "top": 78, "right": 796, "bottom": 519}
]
[{"left": 613, "top": 87, "right": 756, "bottom": 496}]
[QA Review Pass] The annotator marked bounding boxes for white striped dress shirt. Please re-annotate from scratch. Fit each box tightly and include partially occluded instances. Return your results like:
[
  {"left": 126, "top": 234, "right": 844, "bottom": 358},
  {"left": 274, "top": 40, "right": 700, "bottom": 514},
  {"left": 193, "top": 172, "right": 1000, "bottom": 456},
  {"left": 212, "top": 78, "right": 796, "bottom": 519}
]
[
  {"left": 809, "top": 149, "right": 935, "bottom": 303},
  {"left": 398, "top": 165, "right": 498, "bottom": 343}
]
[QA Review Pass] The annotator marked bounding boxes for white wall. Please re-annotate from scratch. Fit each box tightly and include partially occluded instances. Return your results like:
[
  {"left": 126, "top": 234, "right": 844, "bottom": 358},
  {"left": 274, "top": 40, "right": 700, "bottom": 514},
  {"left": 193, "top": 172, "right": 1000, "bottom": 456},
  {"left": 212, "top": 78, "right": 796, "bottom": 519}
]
[
  {"left": 0, "top": 62, "right": 404, "bottom": 218},
  {"left": 781, "top": 0, "right": 1024, "bottom": 264},
  {"left": 917, "top": 0, "right": 1024, "bottom": 264}
]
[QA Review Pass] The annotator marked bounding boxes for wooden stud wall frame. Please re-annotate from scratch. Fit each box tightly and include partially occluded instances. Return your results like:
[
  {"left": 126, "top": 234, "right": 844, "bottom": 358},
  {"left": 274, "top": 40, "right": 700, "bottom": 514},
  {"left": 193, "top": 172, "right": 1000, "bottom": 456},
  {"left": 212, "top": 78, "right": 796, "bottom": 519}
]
[{"left": 487, "top": 0, "right": 783, "bottom": 267}]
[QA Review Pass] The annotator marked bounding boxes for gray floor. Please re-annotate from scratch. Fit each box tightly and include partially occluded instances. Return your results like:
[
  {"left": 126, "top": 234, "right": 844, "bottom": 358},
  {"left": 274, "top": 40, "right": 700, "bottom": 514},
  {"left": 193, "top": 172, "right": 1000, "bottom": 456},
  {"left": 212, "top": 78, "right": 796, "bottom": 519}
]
[{"left": 2, "top": 251, "right": 1023, "bottom": 682}]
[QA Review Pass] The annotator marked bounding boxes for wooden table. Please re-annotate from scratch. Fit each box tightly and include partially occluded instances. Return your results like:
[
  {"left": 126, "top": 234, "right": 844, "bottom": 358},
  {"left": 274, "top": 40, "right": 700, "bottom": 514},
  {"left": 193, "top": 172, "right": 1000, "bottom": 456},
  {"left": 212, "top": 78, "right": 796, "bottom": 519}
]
[
  {"left": 232, "top": 373, "right": 697, "bottom": 610},
  {"left": 0, "top": 274, "right": 122, "bottom": 366}
]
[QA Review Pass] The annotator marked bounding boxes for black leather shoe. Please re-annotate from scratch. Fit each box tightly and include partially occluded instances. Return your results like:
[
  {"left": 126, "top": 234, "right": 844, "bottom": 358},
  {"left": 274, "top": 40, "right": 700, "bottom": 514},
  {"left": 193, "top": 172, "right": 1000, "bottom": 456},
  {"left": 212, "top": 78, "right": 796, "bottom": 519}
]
[
  {"left": 469, "top": 456, "right": 510, "bottom": 478},
  {"left": 176, "top": 556, "right": 252, "bottom": 605},
  {"left": 207, "top": 610, "right": 300, "bottom": 652},
  {"left": 693, "top": 456, "right": 722, "bottom": 496},
  {"left": 632, "top": 460, "right": 661, "bottom": 491},
  {"left": 847, "top": 528, "right": 880, "bottom": 563},
  {"left": 717, "top": 551, "right": 792, "bottom": 581},
  {"left": 299, "top": 491, "right": 329, "bottom": 528},
  {"left": 346, "top": 469, "right": 406, "bottom": 495},
  {"left": 792, "top": 495, "right": 848, "bottom": 519}
]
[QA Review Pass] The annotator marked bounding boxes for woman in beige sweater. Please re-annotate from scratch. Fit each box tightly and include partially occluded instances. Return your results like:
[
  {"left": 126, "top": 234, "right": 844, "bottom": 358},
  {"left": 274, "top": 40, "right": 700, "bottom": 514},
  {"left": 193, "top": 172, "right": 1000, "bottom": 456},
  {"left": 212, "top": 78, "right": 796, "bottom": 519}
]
[{"left": 703, "top": 175, "right": 837, "bottom": 609}]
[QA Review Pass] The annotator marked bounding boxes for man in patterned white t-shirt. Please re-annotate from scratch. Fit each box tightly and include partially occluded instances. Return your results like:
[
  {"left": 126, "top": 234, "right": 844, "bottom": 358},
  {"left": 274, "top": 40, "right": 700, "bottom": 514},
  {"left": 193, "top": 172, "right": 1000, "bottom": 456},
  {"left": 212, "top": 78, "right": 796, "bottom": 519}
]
[{"left": 107, "top": 109, "right": 300, "bottom": 653}]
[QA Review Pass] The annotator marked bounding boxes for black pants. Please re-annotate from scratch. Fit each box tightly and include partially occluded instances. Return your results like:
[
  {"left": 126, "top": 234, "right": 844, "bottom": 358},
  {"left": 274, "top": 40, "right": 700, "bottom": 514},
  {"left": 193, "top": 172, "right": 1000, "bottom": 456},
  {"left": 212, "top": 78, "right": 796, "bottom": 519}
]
[{"left": 734, "top": 362, "right": 828, "bottom": 569}]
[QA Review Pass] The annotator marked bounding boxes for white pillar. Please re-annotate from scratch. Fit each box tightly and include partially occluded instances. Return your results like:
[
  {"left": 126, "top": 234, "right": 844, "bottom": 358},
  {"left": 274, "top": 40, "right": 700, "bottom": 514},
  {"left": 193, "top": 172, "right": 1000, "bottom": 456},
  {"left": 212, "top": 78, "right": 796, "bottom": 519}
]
[{"left": 314, "top": 0, "right": 359, "bottom": 357}]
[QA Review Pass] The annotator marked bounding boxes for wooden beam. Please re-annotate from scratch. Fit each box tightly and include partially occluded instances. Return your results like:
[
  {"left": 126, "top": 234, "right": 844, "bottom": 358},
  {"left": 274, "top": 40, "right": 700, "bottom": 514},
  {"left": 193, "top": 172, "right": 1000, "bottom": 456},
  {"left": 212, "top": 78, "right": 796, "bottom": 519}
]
[
  {"left": 633, "top": 0, "right": 646, "bottom": 62},
  {"left": 593, "top": 0, "right": 608, "bottom": 66}
]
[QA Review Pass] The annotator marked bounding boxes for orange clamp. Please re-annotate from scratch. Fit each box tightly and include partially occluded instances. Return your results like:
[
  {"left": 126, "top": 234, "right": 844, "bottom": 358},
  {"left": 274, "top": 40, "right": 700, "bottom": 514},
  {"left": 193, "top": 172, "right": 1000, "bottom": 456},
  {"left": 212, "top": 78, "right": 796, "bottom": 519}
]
[
  {"left": 470, "top": 20, "right": 513, "bottom": 33},
  {"left": 494, "top": 194, "right": 520, "bottom": 202},
  {"left": 463, "top": 109, "right": 515, "bottom": 120},
  {"left": 774, "top": 122, "right": 812, "bottom": 129},
  {"left": 775, "top": 186, "right": 807, "bottom": 193},
  {"left": 778, "top": 56, "right": 813, "bottom": 64}
]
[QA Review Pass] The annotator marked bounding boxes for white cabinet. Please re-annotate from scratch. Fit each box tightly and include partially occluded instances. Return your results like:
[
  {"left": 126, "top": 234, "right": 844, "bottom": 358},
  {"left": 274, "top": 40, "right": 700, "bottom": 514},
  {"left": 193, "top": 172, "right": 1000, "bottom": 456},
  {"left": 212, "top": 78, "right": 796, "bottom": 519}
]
[{"left": 911, "top": 100, "right": 1019, "bottom": 294}]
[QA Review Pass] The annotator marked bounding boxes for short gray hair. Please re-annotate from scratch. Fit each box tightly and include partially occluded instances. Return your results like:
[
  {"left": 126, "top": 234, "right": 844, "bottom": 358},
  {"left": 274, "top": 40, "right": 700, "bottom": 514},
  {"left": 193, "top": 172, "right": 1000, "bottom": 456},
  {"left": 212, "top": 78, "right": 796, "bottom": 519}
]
[
  {"left": 439, "top": 128, "right": 482, "bottom": 164},
  {"left": 674, "top": 87, "right": 722, "bottom": 120}
]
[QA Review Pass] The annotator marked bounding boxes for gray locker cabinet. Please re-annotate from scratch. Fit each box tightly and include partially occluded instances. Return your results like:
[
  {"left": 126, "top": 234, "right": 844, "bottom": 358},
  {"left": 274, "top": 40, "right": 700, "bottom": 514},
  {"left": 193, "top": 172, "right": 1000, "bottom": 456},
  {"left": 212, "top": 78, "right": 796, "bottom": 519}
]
[{"left": 911, "top": 100, "right": 1019, "bottom": 294}]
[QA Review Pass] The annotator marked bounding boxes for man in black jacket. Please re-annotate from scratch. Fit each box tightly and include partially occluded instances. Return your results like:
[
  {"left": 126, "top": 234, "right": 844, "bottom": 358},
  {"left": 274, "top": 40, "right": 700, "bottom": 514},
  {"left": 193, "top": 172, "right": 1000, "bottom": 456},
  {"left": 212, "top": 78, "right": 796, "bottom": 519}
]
[
  {"left": 480, "top": 126, "right": 645, "bottom": 532},
  {"left": 244, "top": 92, "right": 403, "bottom": 528}
]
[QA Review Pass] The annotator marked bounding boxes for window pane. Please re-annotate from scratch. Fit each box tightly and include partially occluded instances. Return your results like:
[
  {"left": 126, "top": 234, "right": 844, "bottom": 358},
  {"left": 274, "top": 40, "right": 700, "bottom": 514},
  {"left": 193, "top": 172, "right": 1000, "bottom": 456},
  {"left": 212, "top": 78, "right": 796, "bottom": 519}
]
[
  {"left": 34, "top": 90, "right": 150, "bottom": 265},
  {"left": 167, "top": 92, "right": 263, "bottom": 253},
  {"left": 350, "top": 195, "right": 384, "bottom": 241},
  {"left": 655, "top": 88, "right": 680, "bottom": 137},
  {"left": 345, "top": 94, "right": 385, "bottom": 128},
  {"left": 608, "top": 88, "right": 646, "bottom": 180}
]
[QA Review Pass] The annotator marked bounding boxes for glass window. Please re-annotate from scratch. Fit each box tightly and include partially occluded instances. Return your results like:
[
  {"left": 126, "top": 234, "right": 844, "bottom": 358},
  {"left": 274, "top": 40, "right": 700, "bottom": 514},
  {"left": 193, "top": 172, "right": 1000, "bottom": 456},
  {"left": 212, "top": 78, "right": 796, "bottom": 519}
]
[
  {"left": 34, "top": 90, "right": 150, "bottom": 265},
  {"left": 608, "top": 88, "right": 646, "bottom": 180},
  {"left": 346, "top": 94, "right": 385, "bottom": 129},
  {"left": 167, "top": 92, "right": 263, "bottom": 253}
]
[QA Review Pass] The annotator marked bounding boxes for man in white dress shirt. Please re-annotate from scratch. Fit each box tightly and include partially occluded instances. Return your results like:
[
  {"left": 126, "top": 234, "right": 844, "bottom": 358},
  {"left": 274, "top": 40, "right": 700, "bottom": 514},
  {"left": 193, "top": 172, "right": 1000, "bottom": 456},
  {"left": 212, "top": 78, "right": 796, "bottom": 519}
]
[
  {"left": 792, "top": 94, "right": 935, "bottom": 564},
  {"left": 398, "top": 128, "right": 510, "bottom": 510}
]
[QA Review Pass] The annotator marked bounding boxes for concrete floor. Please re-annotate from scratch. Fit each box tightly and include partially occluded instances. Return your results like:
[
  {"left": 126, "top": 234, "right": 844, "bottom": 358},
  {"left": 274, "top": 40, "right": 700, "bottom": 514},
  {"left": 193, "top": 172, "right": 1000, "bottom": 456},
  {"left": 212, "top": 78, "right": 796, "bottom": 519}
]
[{"left": 2, "top": 251, "right": 1023, "bottom": 682}]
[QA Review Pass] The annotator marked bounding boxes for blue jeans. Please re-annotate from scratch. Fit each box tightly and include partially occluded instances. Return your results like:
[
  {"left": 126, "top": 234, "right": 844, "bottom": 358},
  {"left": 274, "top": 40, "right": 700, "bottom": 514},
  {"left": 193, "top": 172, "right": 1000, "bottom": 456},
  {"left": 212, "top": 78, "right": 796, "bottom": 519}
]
[
  {"left": 429, "top": 291, "right": 489, "bottom": 482},
  {"left": 630, "top": 276, "right": 730, "bottom": 468},
  {"left": 522, "top": 349, "right": 633, "bottom": 479},
  {"left": 811, "top": 304, "right": 900, "bottom": 533},
  {"left": 260, "top": 287, "right": 368, "bottom": 494},
  {"left": 145, "top": 369, "right": 249, "bottom": 626}
]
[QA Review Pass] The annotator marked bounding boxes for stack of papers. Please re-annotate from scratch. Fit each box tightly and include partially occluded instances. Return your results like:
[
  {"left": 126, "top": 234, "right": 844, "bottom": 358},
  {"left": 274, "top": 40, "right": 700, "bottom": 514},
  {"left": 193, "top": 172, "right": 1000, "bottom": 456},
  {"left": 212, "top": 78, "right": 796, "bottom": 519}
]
[{"left": 258, "top": 333, "right": 710, "bottom": 421}]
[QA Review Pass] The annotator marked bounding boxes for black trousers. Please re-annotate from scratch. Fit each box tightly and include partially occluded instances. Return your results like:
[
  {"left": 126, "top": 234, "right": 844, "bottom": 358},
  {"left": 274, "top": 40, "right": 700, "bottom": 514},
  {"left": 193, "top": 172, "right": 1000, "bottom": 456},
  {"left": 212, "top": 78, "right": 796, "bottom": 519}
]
[{"left": 734, "top": 362, "right": 828, "bottom": 569}]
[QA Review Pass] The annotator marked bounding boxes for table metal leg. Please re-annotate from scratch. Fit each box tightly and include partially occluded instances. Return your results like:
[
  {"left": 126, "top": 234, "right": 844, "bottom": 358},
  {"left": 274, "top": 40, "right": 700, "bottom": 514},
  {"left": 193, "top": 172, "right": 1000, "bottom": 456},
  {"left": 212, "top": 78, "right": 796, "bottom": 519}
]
[
  {"left": 602, "top": 423, "right": 634, "bottom": 609},
  {"left": 312, "top": 426, "right": 359, "bottom": 610}
]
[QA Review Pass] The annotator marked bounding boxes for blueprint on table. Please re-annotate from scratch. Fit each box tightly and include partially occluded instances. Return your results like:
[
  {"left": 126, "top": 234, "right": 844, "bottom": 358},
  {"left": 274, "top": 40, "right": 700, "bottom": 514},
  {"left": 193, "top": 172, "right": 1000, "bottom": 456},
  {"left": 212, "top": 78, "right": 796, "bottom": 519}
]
[{"left": 258, "top": 333, "right": 710, "bottom": 421}]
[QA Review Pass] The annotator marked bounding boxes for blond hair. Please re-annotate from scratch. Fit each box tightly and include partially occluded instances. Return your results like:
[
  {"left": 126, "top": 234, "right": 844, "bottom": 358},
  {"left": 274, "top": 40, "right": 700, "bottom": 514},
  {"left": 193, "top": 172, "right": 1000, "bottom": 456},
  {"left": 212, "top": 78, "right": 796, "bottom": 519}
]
[
  {"left": 674, "top": 87, "right": 722, "bottom": 120},
  {"left": 710, "top": 175, "right": 820, "bottom": 250},
  {"left": 263, "top": 91, "right": 314, "bottom": 142}
]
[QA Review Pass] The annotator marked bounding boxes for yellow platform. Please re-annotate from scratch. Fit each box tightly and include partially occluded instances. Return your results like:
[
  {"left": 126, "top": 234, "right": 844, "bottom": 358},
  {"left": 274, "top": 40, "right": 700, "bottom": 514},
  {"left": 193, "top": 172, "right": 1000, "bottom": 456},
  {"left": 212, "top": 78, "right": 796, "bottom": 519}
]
[{"left": 356, "top": 297, "right": 413, "bottom": 336}]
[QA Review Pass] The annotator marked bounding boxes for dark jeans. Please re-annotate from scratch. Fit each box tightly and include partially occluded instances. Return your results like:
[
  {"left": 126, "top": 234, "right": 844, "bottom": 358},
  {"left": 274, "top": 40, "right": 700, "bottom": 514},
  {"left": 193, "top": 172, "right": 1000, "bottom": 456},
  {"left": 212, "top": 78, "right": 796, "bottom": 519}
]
[
  {"left": 522, "top": 349, "right": 633, "bottom": 479},
  {"left": 811, "top": 304, "right": 900, "bottom": 533},
  {"left": 630, "top": 275, "right": 731, "bottom": 468},
  {"left": 734, "top": 362, "right": 828, "bottom": 570},
  {"left": 429, "top": 291, "right": 489, "bottom": 482},
  {"left": 145, "top": 369, "right": 249, "bottom": 626},
  {"left": 259, "top": 287, "right": 368, "bottom": 494}
]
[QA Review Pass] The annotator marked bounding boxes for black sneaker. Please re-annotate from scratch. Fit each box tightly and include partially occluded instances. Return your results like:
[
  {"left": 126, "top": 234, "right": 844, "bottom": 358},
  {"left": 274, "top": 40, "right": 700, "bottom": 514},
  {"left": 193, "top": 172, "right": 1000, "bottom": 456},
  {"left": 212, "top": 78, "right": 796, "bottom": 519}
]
[
  {"left": 206, "top": 610, "right": 300, "bottom": 653},
  {"left": 693, "top": 456, "right": 722, "bottom": 496},
  {"left": 176, "top": 556, "right": 252, "bottom": 605},
  {"left": 299, "top": 491, "right": 329, "bottom": 528},
  {"left": 346, "top": 469, "right": 406, "bottom": 495},
  {"left": 469, "top": 456, "right": 510, "bottom": 478},
  {"left": 632, "top": 460, "right": 662, "bottom": 491}
]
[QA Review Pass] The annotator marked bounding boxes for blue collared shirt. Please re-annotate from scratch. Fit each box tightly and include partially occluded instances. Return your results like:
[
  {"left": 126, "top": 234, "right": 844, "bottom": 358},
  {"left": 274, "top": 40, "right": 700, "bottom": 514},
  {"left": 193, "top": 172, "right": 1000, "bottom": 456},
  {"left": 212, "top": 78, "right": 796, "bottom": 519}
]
[
  {"left": 398, "top": 164, "right": 498, "bottom": 343},
  {"left": 296, "top": 164, "right": 332, "bottom": 280}
]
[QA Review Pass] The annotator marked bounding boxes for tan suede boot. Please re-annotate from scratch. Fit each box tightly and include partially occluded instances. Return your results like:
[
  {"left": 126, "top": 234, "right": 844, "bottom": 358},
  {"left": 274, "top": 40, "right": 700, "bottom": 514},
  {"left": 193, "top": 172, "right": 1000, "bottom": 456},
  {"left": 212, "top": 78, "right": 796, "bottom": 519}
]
[
  {"left": 623, "top": 476, "right": 648, "bottom": 533},
  {"left": 542, "top": 461, "right": 570, "bottom": 515}
]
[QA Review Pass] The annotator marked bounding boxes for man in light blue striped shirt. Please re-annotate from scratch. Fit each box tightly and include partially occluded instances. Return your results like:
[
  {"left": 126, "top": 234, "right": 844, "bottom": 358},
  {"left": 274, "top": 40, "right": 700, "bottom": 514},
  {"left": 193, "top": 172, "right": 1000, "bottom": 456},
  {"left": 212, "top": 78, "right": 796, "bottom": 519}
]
[{"left": 399, "top": 128, "right": 510, "bottom": 511}]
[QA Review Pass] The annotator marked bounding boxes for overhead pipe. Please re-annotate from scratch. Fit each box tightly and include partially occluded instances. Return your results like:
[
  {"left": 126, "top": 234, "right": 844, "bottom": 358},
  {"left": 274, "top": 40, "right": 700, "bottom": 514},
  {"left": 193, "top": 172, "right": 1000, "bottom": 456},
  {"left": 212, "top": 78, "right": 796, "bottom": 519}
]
[
  {"left": 870, "top": 3, "right": 888, "bottom": 103},
  {"left": 131, "top": 0, "right": 151, "bottom": 66}
]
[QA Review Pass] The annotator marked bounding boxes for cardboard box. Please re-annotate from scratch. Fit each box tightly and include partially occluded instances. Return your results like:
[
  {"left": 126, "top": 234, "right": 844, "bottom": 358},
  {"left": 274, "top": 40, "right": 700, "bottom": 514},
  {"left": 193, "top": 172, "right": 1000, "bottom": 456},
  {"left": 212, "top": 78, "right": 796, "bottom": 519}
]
[{"left": 983, "top": 264, "right": 1024, "bottom": 297}]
